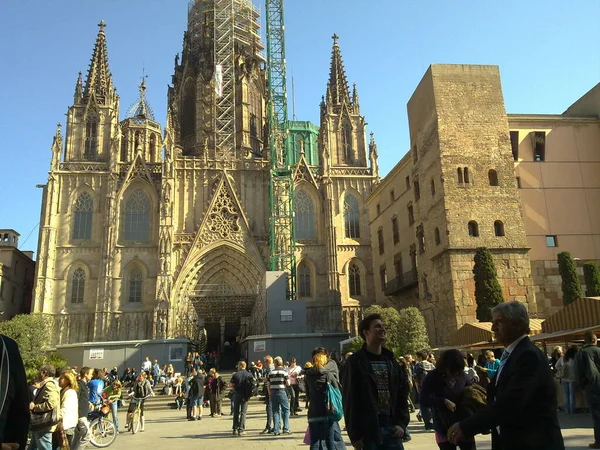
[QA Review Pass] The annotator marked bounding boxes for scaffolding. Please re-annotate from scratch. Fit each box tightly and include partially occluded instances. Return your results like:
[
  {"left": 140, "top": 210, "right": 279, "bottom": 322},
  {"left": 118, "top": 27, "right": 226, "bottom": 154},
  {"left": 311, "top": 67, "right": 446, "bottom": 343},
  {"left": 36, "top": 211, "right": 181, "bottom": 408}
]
[
  {"left": 213, "top": 0, "right": 236, "bottom": 162},
  {"left": 266, "top": 0, "right": 295, "bottom": 299}
]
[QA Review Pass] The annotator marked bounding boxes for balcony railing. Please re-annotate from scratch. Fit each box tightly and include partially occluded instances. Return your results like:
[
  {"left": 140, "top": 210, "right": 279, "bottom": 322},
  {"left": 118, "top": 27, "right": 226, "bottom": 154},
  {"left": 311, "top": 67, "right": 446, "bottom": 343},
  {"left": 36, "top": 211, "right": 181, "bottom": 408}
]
[{"left": 385, "top": 268, "right": 418, "bottom": 296}]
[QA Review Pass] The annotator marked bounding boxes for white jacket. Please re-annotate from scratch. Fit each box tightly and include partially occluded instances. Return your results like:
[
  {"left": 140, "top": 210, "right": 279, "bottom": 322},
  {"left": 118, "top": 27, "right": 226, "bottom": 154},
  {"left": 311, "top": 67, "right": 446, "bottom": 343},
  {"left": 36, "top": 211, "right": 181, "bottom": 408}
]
[{"left": 60, "top": 388, "right": 79, "bottom": 430}]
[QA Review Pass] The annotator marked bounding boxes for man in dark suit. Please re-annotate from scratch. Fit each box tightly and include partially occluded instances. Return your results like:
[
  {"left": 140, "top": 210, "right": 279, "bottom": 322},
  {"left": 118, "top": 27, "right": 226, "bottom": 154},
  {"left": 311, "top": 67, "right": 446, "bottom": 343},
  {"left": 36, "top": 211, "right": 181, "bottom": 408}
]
[
  {"left": 0, "top": 335, "right": 30, "bottom": 450},
  {"left": 447, "top": 301, "right": 564, "bottom": 450}
]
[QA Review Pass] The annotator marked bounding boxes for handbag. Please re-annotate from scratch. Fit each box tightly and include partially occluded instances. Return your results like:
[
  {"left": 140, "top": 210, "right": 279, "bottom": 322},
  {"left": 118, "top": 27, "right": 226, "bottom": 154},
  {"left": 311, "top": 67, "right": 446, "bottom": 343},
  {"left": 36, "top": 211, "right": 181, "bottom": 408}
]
[
  {"left": 30, "top": 380, "right": 60, "bottom": 432},
  {"left": 303, "top": 424, "right": 311, "bottom": 445},
  {"left": 52, "top": 421, "right": 67, "bottom": 448}
]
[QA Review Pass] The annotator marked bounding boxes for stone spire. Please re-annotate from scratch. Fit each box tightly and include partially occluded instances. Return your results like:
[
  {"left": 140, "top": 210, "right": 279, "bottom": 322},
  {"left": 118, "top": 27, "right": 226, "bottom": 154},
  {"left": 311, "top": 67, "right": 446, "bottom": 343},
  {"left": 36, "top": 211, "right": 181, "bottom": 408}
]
[
  {"left": 51, "top": 123, "right": 63, "bottom": 170},
  {"left": 74, "top": 72, "right": 83, "bottom": 104},
  {"left": 83, "top": 21, "right": 112, "bottom": 103},
  {"left": 369, "top": 132, "right": 379, "bottom": 181},
  {"left": 327, "top": 34, "right": 351, "bottom": 108},
  {"left": 352, "top": 83, "right": 360, "bottom": 113}
]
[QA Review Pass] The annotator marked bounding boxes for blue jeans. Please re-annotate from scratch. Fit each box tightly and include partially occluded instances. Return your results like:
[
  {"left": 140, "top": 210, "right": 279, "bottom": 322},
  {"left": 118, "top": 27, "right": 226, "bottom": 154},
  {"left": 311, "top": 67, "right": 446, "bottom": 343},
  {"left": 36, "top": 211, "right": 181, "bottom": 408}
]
[
  {"left": 271, "top": 389, "right": 290, "bottom": 434},
  {"left": 233, "top": 392, "right": 249, "bottom": 431},
  {"left": 265, "top": 395, "right": 273, "bottom": 430},
  {"left": 110, "top": 401, "right": 120, "bottom": 431},
  {"left": 30, "top": 431, "right": 53, "bottom": 450},
  {"left": 363, "top": 426, "right": 404, "bottom": 450},
  {"left": 562, "top": 380, "right": 576, "bottom": 413}
]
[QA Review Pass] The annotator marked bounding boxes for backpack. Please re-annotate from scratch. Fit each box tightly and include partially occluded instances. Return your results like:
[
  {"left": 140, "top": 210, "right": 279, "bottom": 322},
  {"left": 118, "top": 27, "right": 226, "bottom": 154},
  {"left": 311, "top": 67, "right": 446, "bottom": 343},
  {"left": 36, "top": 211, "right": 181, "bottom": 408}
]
[
  {"left": 242, "top": 374, "right": 255, "bottom": 400},
  {"left": 326, "top": 381, "right": 343, "bottom": 422}
]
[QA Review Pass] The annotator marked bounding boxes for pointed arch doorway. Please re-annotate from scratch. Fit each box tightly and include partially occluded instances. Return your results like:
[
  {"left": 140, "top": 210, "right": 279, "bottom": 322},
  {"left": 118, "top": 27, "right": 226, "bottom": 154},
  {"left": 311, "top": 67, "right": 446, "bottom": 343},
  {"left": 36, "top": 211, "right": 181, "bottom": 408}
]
[{"left": 175, "top": 243, "right": 264, "bottom": 369}]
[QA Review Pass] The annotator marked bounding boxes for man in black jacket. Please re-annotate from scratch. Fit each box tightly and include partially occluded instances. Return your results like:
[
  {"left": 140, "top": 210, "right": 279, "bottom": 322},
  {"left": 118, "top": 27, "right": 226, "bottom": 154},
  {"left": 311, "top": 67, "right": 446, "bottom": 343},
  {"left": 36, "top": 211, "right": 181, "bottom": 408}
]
[
  {"left": 576, "top": 331, "right": 600, "bottom": 448},
  {"left": 448, "top": 301, "right": 564, "bottom": 450},
  {"left": 342, "top": 314, "right": 409, "bottom": 449},
  {"left": 0, "top": 335, "right": 30, "bottom": 450}
]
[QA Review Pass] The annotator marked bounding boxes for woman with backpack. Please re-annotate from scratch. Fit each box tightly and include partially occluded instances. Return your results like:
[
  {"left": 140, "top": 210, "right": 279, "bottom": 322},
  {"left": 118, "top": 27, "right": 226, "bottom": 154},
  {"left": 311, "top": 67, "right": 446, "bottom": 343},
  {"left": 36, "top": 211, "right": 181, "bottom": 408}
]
[
  {"left": 304, "top": 351, "right": 344, "bottom": 450},
  {"left": 556, "top": 345, "right": 579, "bottom": 414}
]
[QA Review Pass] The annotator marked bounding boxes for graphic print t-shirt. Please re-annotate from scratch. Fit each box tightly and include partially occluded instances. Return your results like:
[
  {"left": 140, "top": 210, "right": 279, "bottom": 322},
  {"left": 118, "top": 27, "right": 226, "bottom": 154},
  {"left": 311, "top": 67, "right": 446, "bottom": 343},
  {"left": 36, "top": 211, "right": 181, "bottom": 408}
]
[{"left": 366, "top": 351, "right": 390, "bottom": 416}]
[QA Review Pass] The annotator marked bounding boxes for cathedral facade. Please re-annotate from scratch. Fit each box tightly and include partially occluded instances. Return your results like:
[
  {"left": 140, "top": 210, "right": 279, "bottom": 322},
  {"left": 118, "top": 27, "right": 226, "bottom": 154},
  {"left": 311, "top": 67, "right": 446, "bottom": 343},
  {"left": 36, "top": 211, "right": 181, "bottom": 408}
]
[{"left": 33, "top": 2, "right": 378, "bottom": 347}]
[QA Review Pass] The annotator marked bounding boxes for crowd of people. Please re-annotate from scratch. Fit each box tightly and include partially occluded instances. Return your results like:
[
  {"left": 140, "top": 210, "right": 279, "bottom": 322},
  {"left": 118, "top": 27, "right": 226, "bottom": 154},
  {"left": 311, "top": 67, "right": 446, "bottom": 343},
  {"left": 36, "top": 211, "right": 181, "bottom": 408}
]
[{"left": 2, "top": 300, "right": 600, "bottom": 449}]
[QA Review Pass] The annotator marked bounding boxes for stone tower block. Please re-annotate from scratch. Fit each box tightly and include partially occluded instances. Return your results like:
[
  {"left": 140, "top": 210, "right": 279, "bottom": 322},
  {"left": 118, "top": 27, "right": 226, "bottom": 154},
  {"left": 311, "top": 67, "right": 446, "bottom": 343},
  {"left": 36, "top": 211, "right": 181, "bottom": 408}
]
[{"left": 407, "top": 65, "right": 537, "bottom": 345}]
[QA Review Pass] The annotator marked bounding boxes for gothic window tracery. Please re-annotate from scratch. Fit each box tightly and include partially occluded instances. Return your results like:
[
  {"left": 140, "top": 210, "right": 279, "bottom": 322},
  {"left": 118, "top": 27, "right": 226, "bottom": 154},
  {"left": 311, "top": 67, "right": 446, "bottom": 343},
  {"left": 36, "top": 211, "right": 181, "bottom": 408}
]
[
  {"left": 72, "top": 192, "right": 93, "bottom": 240},
  {"left": 70, "top": 268, "right": 86, "bottom": 304},
  {"left": 124, "top": 189, "right": 150, "bottom": 241},
  {"left": 84, "top": 118, "right": 98, "bottom": 160},
  {"left": 295, "top": 189, "right": 315, "bottom": 240},
  {"left": 344, "top": 193, "right": 360, "bottom": 239},
  {"left": 150, "top": 134, "right": 157, "bottom": 161},
  {"left": 298, "top": 262, "right": 311, "bottom": 298},
  {"left": 349, "top": 262, "right": 361, "bottom": 297},
  {"left": 120, "top": 133, "right": 128, "bottom": 162},
  {"left": 128, "top": 268, "right": 143, "bottom": 303},
  {"left": 341, "top": 120, "right": 353, "bottom": 164}
]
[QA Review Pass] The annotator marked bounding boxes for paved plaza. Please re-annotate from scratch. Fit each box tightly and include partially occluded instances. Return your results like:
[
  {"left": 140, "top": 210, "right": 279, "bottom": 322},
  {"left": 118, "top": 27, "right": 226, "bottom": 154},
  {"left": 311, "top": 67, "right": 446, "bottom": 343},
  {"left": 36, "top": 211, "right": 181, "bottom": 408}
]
[{"left": 108, "top": 399, "right": 595, "bottom": 449}]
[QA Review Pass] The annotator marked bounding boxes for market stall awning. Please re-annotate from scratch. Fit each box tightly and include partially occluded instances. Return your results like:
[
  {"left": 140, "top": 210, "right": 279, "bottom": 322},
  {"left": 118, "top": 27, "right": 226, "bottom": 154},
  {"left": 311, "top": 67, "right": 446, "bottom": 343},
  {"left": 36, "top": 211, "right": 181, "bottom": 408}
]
[
  {"left": 531, "top": 325, "right": 600, "bottom": 343},
  {"left": 449, "top": 319, "right": 544, "bottom": 347},
  {"left": 542, "top": 297, "right": 600, "bottom": 333}
]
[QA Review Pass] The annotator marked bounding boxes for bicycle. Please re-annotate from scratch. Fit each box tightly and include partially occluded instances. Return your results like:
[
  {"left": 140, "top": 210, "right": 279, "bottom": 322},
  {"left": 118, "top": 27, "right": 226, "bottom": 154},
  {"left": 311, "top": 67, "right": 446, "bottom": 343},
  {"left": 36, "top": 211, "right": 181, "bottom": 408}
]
[
  {"left": 127, "top": 394, "right": 152, "bottom": 434},
  {"left": 88, "top": 401, "right": 118, "bottom": 448}
]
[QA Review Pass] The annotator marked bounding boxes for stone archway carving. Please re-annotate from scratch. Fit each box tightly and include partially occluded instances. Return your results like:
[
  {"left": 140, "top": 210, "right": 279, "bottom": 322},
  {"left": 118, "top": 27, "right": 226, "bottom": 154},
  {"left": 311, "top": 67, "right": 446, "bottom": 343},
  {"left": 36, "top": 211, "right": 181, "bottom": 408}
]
[{"left": 171, "top": 242, "right": 264, "bottom": 337}]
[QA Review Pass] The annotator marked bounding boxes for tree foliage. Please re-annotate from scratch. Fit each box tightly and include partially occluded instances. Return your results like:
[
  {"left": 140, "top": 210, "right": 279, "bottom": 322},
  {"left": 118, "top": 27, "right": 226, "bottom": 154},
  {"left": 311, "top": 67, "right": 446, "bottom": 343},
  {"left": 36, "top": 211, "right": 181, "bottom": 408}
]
[
  {"left": 361, "top": 305, "right": 429, "bottom": 357},
  {"left": 557, "top": 252, "right": 582, "bottom": 306},
  {"left": 396, "top": 307, "right": 430, "bottom": 356},
  {"left": 0, "top": 314, "right": 66, "bottom": 380},
  {"left": 583, "top": 261, "right": 600, "bottom": 297},
  {"left": 473, "top": 247, "right": 504, "bottom": 321}
]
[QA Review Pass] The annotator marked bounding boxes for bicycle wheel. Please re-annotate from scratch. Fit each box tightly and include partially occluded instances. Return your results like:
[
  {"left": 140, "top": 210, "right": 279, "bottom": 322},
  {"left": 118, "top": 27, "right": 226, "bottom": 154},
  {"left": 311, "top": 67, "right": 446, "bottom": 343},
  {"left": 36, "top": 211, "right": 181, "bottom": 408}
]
[
  {"left": 89, "top": 418, "right": 117, "bottom": 448},
  {"left": 132, "top": 409, "right": 141, "bottom": 434}
]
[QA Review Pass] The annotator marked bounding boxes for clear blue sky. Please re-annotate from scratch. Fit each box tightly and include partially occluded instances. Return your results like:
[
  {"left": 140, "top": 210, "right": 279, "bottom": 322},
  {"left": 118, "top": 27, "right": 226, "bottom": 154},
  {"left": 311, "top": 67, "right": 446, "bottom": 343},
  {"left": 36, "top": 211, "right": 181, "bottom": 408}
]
[{"left": 1, "top": 0, "right": 598, "bottom": 256}]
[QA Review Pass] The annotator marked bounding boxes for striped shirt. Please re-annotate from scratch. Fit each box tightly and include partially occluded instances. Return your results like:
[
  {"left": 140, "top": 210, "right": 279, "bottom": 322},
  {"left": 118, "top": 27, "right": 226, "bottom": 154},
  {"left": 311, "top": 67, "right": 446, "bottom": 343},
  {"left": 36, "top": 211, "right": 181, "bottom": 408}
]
[{"left": 268, "top": 368, "right": 289, "bottom": 390}]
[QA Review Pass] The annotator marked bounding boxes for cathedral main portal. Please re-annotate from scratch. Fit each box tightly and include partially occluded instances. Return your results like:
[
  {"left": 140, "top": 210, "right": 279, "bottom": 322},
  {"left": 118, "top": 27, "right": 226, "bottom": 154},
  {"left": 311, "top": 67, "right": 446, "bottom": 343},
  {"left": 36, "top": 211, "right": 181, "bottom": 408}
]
[{"left": 173, "top": 242, "right": 265, "bottom": 366}]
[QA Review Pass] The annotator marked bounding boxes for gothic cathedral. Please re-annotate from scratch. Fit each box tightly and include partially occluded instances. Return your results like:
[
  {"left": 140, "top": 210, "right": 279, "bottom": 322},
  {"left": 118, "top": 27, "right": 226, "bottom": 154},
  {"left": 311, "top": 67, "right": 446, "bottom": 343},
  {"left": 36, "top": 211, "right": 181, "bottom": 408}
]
[{"left": 33, "top": 2, "right": 378, "bottom": 347}]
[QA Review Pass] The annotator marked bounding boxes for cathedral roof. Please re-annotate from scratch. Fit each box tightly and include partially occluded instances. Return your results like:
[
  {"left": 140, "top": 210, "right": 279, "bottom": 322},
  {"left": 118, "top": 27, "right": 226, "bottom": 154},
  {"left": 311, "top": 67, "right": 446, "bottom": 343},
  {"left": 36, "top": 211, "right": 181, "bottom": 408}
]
[
  {"left": 327, "top": 34, "right": 351, "bottom": 107},
  {"left": 83, "top": 21, "right": 113, "bottom": 103},
  {"left": 126, "top": 77, "right": 155, "bottom": 121}
]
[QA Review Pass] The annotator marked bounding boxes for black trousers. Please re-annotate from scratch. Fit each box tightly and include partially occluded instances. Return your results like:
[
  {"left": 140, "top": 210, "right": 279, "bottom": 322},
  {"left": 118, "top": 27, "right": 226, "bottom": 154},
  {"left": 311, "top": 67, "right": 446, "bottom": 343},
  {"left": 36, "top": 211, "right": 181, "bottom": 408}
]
[{"left": 290, "top": 384, "right": 300, "bottom": 412}]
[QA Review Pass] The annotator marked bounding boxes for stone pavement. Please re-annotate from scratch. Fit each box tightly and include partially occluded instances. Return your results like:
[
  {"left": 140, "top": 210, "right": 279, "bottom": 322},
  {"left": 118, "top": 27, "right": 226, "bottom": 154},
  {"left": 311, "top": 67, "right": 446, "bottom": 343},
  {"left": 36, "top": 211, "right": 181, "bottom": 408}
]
[{"left": 108, "top": 399, "right": 595, "bottom": 449}]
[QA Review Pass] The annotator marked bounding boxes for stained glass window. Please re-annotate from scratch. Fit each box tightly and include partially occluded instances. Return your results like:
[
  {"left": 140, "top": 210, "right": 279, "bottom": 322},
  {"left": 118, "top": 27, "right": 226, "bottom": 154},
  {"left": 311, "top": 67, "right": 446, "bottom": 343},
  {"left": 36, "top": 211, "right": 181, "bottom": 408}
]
[
  {"left": 344, "top": 194, "right": 360, "bottom": 239},
  {"left": 72, "top": 192, "right": 93, "bottom": 240},
  {"left": 129, "top": 268, "right": 142, "bottom": 303},
  {"left": 298, "top": 262, "right": 311, "bottom": 298},
  {"left": 71, "top": 268, "right": 85, "bottom": 304},
  {"left": 349, "top": 263, "right": 361, "bottom": 297},
  {"left": 124, "top": 189, "right": 150, "bottom": 241},
  {"left": 295, "top": 190, "right": 315, "bottom": 240}
]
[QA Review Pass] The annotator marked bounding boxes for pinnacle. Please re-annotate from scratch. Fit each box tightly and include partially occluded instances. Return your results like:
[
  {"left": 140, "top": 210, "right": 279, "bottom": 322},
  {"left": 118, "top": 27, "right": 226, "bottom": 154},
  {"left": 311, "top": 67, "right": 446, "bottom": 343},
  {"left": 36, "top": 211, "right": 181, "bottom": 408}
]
[
  {"left": 83, "top": 21, "right": 112, "bottom": 103},
  {"left": 327, "top": 34, "right": 351, "bottom": 107}
]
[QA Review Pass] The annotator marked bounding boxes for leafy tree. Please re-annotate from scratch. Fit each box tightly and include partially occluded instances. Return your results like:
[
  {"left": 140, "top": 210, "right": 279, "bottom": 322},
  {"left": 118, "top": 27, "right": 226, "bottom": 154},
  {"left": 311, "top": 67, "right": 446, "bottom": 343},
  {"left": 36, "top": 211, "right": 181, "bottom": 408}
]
[
  {"left": 396, "top": 307, "right": 430, "bottom": 356},
  {"left": 360, "top": 305, "right": 429, "bottom": 357},
  {"left": 343, "top": 337, "right": 364, "bottom": 354},
  {"left": 557, "top": 252, "right": 582, "bottom": 306},
  {"left": 473, "top": 247, "right": 504, "bottom": 321},
  {"left": 583, "top": 261, "right": 600, "bottom": 297},
  {"left": 0, "top": 314, "right": 65, "bottom": 380}
]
